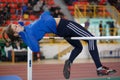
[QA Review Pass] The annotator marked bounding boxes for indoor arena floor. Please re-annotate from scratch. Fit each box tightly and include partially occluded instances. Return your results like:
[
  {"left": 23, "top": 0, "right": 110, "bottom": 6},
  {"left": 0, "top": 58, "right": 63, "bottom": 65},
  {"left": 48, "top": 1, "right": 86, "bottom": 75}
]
[{"left": 0, "top": 58, "right": 120, "bottom": 80}]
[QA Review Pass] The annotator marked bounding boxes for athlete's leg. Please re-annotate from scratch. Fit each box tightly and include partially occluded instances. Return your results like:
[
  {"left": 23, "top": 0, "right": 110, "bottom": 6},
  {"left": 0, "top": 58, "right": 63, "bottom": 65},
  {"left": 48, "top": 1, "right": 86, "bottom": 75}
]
[
  {"left": 66, "top": 40, "right": 83, "bottom": 63},
  {"left": 63, "top": 40, "right": 83, "bottom": 79},
  {"left": 68, "top": 21, "right": 116, "bottom": 76},
  {"left": 57, "top": 19, "right": 116, "bottom": 79},
  {"left": 85, "top": 40, "right": 102, "bottom": 68},
  {"left": 65, "top": 21, "right": 102, "bottom": 68}
]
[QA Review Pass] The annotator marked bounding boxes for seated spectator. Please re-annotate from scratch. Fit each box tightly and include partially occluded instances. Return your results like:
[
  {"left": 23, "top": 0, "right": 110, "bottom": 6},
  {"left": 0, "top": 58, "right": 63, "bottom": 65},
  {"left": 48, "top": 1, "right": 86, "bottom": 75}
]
[
  {"left": 49, "top": 5, "right": 62, "bottom": 17},
  {"left": 38, "top": 0, "right": 46, "bottom": 12},
  {"left": 33, "top": 1, "right": 41, "bottom": 17},
  {"left": 1, "top": 45, "right": 9, "bottom": 61},
  {"left": 27, "top": 3, "right": 33, "bottom": 15},
  {"left": 42, "top": 3, "right": 49, "bottom": 12},
  {"left": 21, "top": 3, "right": 28, "bottom": 15},
  {"left": 12, "top": 41, "right": 27, "bottom": 62},
  {"left": 13, "top": 41, "right": 27, "bottom": 51},
  {"left": 0, "top": 8, "right": 5, "bottom": 26},
  {"left": 53, "top": 9, "right": 64, "bottom": 18},
  {"left": 2, "top": 3, "right": 11, "bottom": 21},
  {"left": 29, "top": 0, "right": 37, "bottom": 7},
  {"left": 4, "top": 42, "right": 13, "bottom": 60},
  {"left": 64, "top": 0, "right": 73, "bottom": 5},
  {"left": 49, "top": 5, "right": 57, "bottom": 16},
  {"left": 4, "top": 3, "right": 11, "bottom": 20},
  {"left": 16, "top": 3, "right": 22, "bottom": 17}
]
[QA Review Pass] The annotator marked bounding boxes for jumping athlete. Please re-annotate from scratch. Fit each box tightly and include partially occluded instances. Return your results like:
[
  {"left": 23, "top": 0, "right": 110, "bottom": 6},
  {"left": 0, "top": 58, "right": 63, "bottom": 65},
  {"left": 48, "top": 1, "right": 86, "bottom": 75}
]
[{"left": 3, "top": 11, "right": 116, "bottom": 79}]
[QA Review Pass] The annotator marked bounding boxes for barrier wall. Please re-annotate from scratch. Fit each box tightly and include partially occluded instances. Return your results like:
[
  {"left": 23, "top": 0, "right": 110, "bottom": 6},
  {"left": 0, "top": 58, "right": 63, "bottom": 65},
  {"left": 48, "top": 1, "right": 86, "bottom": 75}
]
[{"left": 40, "top": 43, "right": 120, "bottom": 60}]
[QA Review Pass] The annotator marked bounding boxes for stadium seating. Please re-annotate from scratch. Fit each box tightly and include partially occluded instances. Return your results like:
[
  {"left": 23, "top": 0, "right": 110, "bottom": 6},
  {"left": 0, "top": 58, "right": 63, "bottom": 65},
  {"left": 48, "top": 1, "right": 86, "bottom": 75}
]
[
  {"left": 1, "top": 0, "right": 7, "bottom": 3},
  {"left": 24, "top": 21, "right": 31, "bottom": 26},
  {"left": 29, "top": 15, "right": 37, "bottom": 21},
  {"left": 68, "top": 6, "right": 74, "bottom": 11},
  {"left": 12, "top": 21, "right": 18, "bottom": 24},
  {"left": 9, "top": 3, "right": 17, "bottom": 8},
  {"left": 5, "top": 20, "right": 11, "bottom": 25},
  {"left": 0, "top": 0, "right": 57, "bottom": 27},
  {"left": 11, "top": 15, "right": 17, "bottom": 20},
  {"left": 73, "top": 1, "right": 89, "bottom": 5},
  {"left": 10, "top": 9, "right": 16, "bottom": 14},
  {"left": 0, "top": 3, "right": 6, "bottom": 8}
]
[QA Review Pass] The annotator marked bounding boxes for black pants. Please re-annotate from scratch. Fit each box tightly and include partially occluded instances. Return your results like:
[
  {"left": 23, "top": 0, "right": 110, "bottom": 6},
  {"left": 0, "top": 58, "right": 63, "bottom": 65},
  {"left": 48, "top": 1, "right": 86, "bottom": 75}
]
[{"left": 56, "top": 19, "right": 102, "bottom": 68}]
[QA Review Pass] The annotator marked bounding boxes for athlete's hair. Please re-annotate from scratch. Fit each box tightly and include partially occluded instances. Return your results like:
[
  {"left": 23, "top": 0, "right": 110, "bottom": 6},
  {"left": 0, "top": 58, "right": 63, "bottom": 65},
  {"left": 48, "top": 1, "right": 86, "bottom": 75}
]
[{"left": 2, "top": 24, "right": 21, "bottom": 42}]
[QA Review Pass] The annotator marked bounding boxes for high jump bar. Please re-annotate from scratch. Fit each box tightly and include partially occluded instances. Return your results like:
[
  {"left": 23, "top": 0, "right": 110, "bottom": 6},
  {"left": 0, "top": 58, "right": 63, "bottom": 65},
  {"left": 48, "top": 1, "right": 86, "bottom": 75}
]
[
  {"left": 43, "top": 36, "right": 120, "bottom": 40},
  {"left": 27, "top": 36, "right": 120, "bottom": 80}
]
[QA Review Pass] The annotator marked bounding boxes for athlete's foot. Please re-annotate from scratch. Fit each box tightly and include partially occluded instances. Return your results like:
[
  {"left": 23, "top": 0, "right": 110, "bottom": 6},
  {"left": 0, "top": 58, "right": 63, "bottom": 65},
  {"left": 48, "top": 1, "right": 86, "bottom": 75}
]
[
  {"left": 97, "top": 66, "right": 117, "bottom": 76},
  {"left": 63, "top": 60, "right": 71, "bottom": 79}
]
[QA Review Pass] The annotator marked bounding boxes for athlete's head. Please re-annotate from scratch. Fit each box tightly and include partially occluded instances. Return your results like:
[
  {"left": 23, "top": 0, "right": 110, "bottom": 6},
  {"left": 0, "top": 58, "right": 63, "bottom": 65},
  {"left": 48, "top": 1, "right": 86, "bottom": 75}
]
[{"left": 3, "top": 23, "right": 23, "bottom": 42}]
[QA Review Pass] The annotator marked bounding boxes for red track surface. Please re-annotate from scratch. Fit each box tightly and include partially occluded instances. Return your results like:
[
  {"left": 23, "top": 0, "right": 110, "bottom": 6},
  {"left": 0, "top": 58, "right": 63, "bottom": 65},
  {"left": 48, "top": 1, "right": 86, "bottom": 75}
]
[{"left": 0, "top": 62, "right": 120, "bottom": 80}]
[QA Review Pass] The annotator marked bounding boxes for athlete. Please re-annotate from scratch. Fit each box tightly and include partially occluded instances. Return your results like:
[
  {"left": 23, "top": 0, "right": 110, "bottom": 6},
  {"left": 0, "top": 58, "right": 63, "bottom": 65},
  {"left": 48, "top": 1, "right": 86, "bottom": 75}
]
[{"left": 3, "top": 11, "right": 116, "bottom": 79}]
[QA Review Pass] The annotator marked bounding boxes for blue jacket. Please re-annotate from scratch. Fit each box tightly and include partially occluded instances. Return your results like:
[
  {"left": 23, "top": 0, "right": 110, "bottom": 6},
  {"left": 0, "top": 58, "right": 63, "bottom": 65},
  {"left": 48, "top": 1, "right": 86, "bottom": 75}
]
[{"left": 18, "top": 11, "right": 57, "bottom": 52}]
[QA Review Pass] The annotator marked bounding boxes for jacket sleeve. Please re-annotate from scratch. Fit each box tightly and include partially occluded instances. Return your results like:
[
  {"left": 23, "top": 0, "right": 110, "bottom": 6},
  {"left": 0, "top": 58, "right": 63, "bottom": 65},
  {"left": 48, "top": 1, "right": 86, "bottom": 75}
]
[
  {"left": 19, "top": 31, "right": 40, "bottom": 52},
  {"left": 39, "top": 11, "right": 51, "bottom": 19}
]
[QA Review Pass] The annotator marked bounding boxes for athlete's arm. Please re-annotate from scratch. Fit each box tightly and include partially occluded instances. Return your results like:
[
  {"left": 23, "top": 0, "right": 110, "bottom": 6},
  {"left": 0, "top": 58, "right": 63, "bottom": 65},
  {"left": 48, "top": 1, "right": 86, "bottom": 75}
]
[{"left": 19, "top": 31, "right": 40, "bottom": 52}]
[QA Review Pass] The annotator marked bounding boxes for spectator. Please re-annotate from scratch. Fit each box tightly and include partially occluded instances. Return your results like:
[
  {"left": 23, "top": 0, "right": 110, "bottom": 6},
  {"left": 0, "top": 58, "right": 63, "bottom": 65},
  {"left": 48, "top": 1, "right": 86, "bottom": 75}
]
[
  {"left": 53, "top": 9, "right": 64, "bottom": 18},
  {"left": 106, "top": 21, "right": 115, "bottom": 36},
  {"left": 64, "top": 0, "right": 73, "bottom": 5},
  {"left": 99, "top": 21, "right": 103, "bottom": 43},
  {"left": 2, "top": 3, "right": 11, "bottom": 21},
  {"left": 3, "top": 8, "right": 8, "bottom": 20},
  {"left": 33, "top": 1, "right": 41, "bottom": 17},
  {"left": 38, "top": 0, "right": 46, "bottom": 12},
  {"left": 29, "top": 0, "right": 37, "bottom": 7},
  {"left": 0, "top": 8, "right": 4, "bottom": 26},
  {"left": 49, "top": 5, "right": 57, "bottom": 16},
  {"left": 49, "top": 5, "right": 63, "bottom": 17},
  {"left": 21, "top": 3, "right": 28, "bottom": 15},
  {"left": 109, "top": 21, "right": 115, "bottom": 38},
  {"left": 4, "top": 3, "right": 11, "bottom": 20},
  {"left": 4, "top": 42, "right": 13, "bottom": 60},
  {"left": 99, "top": 21, "right": 103, "bottom": 36},
  {"left": 27, "top": 3, "right": 33, "bottom": 15},
  {"left": 13, "top": 41, "right": 26, "bottom": 51},
  {"left": 115, "top": 21, "right": 120, "bottom": 36},
  {"left": 42, "top": 3, "right": 49, "bottom": 12},
  {"left": 16, "top": 3, "right": 22, "bottom": 17},
  {"left": 84, "top": 19, "right": 90, "bottom": 30},
  {"left": 0, "top": 46, "right": 7, "bottom": 61}
]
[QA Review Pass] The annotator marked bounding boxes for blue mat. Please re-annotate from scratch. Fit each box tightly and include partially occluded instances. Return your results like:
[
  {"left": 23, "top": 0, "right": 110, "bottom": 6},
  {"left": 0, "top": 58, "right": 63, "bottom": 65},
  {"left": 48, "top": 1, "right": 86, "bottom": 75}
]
[{"left": 0, "top": 75, "right": 22, "bottom": 80}]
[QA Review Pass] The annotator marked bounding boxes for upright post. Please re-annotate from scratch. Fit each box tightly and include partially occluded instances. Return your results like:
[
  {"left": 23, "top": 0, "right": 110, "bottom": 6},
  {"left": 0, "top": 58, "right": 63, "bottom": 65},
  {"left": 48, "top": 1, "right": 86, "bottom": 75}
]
[{"left": 27, "top": 47, "right": 32, "bottom": 80}]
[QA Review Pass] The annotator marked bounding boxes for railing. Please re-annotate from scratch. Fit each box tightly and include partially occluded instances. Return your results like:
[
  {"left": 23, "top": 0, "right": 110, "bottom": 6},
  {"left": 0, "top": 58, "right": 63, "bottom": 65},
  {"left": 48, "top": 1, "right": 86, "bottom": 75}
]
[
  {"left": 74, "top": 5, "right": 84, "bottom": 18},
  {"left": 73, "top": 4, "right": 120, "bottom": 26},
  {"left": 74, "top": 5, "right": 111, "bottom": 18},
  {"left": 106, "top": 6, "right": 120, "bottom": 25}
]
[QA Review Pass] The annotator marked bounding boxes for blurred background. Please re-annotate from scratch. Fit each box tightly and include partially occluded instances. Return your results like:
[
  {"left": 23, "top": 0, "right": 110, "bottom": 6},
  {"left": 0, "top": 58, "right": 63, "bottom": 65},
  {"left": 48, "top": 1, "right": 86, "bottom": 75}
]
[
  {"left": 0, "top": 0, "right": 120, "bottom": 61},
  {"left": 0, "top": 0, "right": 120, "bottom": 80}
]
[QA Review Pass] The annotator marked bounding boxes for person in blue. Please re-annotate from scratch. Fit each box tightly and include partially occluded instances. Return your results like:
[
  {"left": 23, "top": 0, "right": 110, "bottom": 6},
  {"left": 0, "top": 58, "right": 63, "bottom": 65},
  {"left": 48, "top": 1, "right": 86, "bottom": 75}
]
[{"left": 3, "top": 11, "right": 116, "bottom": 79}]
